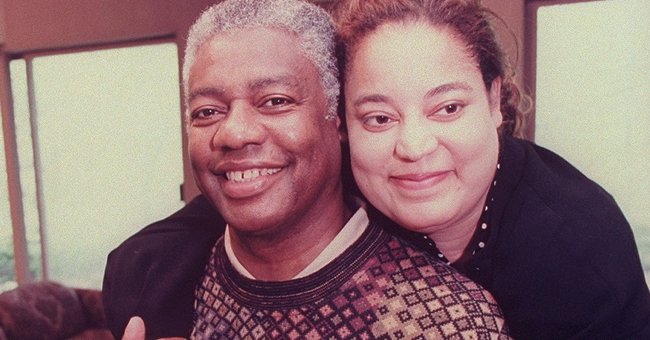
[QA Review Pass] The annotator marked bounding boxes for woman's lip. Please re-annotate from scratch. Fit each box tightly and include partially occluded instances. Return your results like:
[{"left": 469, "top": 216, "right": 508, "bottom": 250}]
[{"left": 389, "top": 171, "right": 451, "bottom": 190}]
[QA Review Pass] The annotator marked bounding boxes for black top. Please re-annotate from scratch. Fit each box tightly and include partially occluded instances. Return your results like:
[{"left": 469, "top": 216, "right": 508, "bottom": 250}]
[
  {"left": 103, "top": 136, "right": 650, "bottom": 339},
  {"left": 102, "top": 196, "right": 224, "bottom": 339},
  {"left": 396, "top": 136, "right": 650, "bottom": 339}
]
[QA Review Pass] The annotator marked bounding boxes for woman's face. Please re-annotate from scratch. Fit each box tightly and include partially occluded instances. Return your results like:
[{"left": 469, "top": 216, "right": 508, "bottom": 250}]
[{"left": 345, "top": 22, "right": 503, "bottom": 237}]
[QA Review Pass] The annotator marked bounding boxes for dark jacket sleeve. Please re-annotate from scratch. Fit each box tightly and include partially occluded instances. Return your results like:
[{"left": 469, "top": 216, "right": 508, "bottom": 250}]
[{"left": 102, "top": 195, "right": 225, "bottom": 339}]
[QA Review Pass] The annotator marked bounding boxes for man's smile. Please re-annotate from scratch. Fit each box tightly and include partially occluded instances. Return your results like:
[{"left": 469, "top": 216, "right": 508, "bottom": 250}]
[{"left": 225, "top": 168, "right": 282, "bottom": 183}]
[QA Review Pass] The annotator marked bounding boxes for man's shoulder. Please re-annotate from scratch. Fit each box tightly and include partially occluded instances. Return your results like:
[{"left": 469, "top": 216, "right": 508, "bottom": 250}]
[
  {"left": 367, "top": 220, "right": 496, "bottom": 297},
  {"left": 360, "top": 224, "right": 508, "bottom": 337}
]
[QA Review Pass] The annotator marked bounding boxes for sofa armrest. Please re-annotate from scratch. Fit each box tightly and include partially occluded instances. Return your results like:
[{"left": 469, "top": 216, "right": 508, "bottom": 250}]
[
  {"left": 74, "top": 288, "right": 108, "bottom": 329},
  {"left": 0, "top": 281, "right": 86, "bottom": 340}
]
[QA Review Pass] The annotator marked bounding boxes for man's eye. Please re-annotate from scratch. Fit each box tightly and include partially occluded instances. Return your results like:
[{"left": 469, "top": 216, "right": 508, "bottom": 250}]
[
  {"left": 192, "top": 108, "right": 216, "bottom": 119},
  {"left": 261, "top": 97, "right": 293, "bottom": 107},
  {"left": 190, "top": 108, "right": 226, "bottom": 124}
]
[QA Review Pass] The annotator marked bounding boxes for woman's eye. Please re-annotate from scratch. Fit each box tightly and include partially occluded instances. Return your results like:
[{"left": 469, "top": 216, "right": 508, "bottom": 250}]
[
  {"left": 373, "top": 115, "right": 391, "bottom": 124},
  {"left": 363, "top": 114, "right": 395, "bottom": 128},
  {"left": 437, "top": 103, "right": 462, "bottom": 116}
]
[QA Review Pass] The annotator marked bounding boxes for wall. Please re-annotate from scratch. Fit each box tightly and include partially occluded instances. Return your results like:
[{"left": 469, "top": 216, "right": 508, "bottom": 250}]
[
  {"left": 0, "top": 0, "right": 217, "bottom": 200},
  {"left": 0, "top": 0, "right": 526, "bottom": 200},
  {"left": 0, "top": 0, "right": 5, "bottom": 46},
  {"left": 483, "top": 0, "right": 528, "bottom": 137},
  {"left": 1, "top": 0, "right": 215, "bottom": 54},
  {"left": 485, "top": 0, "right": 525, "bottom": 89}
]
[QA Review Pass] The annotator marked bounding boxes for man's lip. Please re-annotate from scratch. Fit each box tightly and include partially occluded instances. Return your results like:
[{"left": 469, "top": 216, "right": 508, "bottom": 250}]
[
  {"left": 224, "top": 167, "right": 283, "bottom": 182},
  {"left": 214, "top": 163, "right": 286, "bottom": 199},
  {"left": 214, "top": 161, "right": 286, "bottom": 176}
]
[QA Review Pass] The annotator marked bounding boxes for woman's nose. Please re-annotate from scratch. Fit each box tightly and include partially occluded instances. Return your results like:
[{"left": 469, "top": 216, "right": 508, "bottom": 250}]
[{"left": 394, "top": 119, "right": 439, "bottom": 161}]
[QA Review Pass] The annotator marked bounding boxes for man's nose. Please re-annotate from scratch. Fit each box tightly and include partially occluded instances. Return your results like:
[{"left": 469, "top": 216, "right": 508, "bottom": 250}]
[{"left": 211, "top": 102, "right": 265, "bottom": 150}]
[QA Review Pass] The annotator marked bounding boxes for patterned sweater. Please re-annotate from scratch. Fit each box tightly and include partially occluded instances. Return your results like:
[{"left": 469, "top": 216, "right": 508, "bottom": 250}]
[{"left": 192, "top": 222, "right": 510, "bottom": 339}]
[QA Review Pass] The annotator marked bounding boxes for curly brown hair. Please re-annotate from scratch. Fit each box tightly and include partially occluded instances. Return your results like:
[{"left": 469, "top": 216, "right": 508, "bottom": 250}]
[{"left": 332, "top": 0, "right": 526, "bottom": 137}]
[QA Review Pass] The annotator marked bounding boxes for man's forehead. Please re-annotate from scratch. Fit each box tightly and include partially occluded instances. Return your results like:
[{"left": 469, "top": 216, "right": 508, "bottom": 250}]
[
  {"left": 188, "top": 75, "right": 303, "bottom": 102},
  {"left": 248, "top": 76, "right": 301, "bottom": 91},
  {"left": 205, "top": 26, "right": 298, "bottom": 49},
  {"left": 192, "top": 28, "right": 311, "bottom": 74}
]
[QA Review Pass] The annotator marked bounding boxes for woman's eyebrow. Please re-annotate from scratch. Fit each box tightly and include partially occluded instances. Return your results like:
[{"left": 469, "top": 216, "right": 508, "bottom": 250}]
[
  {"left": 425, "top": 81, "right": 473, "bottom": 99},
  {"left": 352, "top": 82, "right": 473, "bottom": 109},
  {"left": 352, "top": 94, "right": 390, "bottom": 108}
]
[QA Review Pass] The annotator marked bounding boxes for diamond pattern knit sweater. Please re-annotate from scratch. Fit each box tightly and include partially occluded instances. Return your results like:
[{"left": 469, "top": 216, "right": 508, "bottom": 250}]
[{"left": 192, "top": 222, "right": 510, "bottom": 339}]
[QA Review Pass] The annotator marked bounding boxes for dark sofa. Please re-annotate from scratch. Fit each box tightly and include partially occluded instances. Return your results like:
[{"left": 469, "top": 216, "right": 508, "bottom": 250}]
[{"left": 0, "top": 281, "right": 113, "bottom": 340}]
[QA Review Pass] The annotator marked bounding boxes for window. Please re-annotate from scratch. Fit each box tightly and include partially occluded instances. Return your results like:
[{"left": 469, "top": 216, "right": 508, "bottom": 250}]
[
  {"left": 534, "top": 0, "right": 650, "bottom": 281},
  {"left": 0, "top": 108, "right": 16, "bottom": 291},
  {"left": 5, "top": 41, "right": 185, "bottom": 289}
]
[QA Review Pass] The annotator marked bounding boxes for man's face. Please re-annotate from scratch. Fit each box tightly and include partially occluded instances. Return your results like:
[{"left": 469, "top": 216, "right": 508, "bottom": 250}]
[{"left": 187, "top": 28, "right": 342, "bottom": 236}]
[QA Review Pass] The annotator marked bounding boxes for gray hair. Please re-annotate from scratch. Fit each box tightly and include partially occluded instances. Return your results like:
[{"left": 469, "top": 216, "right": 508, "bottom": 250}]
[{"left": 182, "top": 0, "right": 340, "bottom": 119}]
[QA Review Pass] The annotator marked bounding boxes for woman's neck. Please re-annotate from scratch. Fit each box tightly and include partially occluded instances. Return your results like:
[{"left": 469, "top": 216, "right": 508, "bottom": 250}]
[
  {"left": 430, "top": 220, "right": 477, "bottom": 263},
  {"left": 434, "top": 159, "right": 501, "bottom": 264},
  {"left": 427, "top": 193, "right": 487, "bottom": 263}
]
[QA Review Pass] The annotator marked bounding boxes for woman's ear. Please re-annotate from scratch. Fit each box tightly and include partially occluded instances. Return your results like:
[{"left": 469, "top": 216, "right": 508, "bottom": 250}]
[{"left": 489, "top": 78, "right": 504, "bottom": 128}]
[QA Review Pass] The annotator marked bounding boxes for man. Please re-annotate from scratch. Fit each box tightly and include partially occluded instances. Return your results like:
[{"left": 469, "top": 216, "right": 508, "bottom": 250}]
[{"left": 104, "top": 0, "right": 509, "bottom": 338}]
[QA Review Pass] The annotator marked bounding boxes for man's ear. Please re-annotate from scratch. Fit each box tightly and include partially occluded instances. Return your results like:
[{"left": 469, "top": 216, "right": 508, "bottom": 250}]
[
  {"left": 489, "top": 77, "right": 504, "bottom": 128},
  {"left": 337, "top": 114, "right": 348, "bottom": 143},
  {"left": 339, "top": 129, "right": 348, "bottom": 143}
]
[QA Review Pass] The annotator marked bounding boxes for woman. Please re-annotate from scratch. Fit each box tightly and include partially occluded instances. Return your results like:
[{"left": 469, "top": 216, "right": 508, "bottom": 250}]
[{"left": 333, "top": 0, "right": 650, "bottom": 338}]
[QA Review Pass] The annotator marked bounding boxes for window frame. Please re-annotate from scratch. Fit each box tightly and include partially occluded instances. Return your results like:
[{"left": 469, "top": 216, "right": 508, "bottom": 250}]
[{"left": 1, "top": 37, "right": 183, "bottom": 288}]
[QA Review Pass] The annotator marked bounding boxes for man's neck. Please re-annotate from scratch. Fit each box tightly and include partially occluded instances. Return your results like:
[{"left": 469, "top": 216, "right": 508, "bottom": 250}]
[{"left": 228, "top": 196, "right": 352, "bottom": 281}]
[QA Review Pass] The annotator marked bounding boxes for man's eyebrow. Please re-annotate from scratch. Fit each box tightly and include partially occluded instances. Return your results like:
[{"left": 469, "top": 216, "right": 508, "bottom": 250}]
[
  {"left": 248, "top": 76, "right": 300, "bottom": 92},
  {"left": 188, "top": 76, "right": 301, "bottom": 103},
  {"left": 188, "top": 87, "right": 225, "bottom": 103},
  {"left": 425, "top": 81, "right": 473, "bottom": 99}
]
